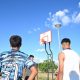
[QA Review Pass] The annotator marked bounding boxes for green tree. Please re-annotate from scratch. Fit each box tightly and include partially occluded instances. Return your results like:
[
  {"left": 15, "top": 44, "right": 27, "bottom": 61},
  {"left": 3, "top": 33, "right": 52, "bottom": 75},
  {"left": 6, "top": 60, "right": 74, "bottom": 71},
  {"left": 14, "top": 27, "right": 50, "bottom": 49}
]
[{"left": 38, "top": 60, "right": 58, "bottom": 73}]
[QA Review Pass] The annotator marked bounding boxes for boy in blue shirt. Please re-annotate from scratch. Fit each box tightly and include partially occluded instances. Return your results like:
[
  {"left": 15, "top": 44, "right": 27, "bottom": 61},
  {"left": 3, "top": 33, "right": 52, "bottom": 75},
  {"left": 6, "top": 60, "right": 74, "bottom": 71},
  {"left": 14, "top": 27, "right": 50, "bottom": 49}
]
[{"left": 0, "top": 35, "right": 37, "bottom": 80}]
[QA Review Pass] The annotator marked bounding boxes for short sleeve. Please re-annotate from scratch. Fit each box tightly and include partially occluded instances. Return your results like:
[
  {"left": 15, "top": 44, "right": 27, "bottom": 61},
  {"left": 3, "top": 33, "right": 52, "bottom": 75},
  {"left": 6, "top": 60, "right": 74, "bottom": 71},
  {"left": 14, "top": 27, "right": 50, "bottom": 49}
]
[
  {"left": 25, "top": 60, "right": 36, "bottom": 69},
  {"left": 0, "top": 51, "right": 10, "bottom": 71}
]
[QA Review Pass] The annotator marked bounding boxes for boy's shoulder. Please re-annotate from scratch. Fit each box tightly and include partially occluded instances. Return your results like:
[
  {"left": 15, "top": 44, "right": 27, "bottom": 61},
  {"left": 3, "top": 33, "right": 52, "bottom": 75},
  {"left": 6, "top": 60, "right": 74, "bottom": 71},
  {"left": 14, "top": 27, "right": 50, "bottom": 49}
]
[
  {"left": 18, "top": 51, "right": 28, "bottom": 55},
  {"left": 0, "top": 51, "right": 11, "bottom": 55}
]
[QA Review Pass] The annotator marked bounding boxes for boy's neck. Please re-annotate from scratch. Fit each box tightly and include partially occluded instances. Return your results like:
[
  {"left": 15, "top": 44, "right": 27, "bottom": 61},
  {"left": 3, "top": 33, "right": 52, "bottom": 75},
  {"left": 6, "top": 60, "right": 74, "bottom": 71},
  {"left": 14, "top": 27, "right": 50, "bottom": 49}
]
[{"left": 12, "top": 47, "right": 20, "bottom": 51}]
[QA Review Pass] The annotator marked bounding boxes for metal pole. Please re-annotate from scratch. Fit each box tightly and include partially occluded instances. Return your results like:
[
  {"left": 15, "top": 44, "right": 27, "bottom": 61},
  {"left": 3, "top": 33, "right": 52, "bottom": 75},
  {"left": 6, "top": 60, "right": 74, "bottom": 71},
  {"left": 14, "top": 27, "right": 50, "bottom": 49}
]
[
  {"left": 45, "top": 43, "right": 49, "bottom": 80},
  {"left": 57, "top": 28, "right": 61, "bottom": 51},
  {"left": 55, "top": 24, "right": 61, "bottom": 51},
  {"left": 49, "top": 42, "right": 53, "bottom": 80}
]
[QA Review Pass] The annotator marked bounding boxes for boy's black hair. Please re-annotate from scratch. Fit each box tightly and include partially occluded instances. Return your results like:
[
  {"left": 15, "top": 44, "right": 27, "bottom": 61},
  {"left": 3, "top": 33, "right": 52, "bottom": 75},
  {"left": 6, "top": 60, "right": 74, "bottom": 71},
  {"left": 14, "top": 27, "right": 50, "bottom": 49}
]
[
  {"left": 61, "top": 38, "right": 71, "bottom": 44},
  {"left": 10, "top": 35, "right": 22, "bottom": 48},
  {"left": 29, "top": 55, "right": 34, "bottom": 58}
]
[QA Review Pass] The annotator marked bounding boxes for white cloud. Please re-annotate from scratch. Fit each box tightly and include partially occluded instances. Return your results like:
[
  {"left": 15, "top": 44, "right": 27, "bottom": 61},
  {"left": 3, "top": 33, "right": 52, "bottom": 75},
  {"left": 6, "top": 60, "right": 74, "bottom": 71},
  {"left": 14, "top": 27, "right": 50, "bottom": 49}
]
[
  {"left": 55, "top": 11, "right": 65, "bottom": 17},
  {"left": 36, "top": 48, "right": 45, "bottom": 52},
  {"left": 51, "top": 9, "right": 71, "bottom": 26},
  {"left": 27, "top": 30, "right": 32, "bottom": 34},
  {"left": 33, "top": 29, "right": 37, "bottom": 32},
  {"left": 61, "top": 16, "right": 71, "bottom": 25},
  {"left": 72, "top": 13, "right": 80, "bottom": 23},
  {"left": 37, "top": 27, "right": 40, "bottom": 30},
  {"left": 34, "top": 58, "right": 44, "bottom": 63},
  {"left": 55, "top": 9, "right": 69, "bottom": 17},
  {"left": 78, "top": 2, "right": 80, "bottom": 8},
  {"left": 54, "top": 60, "right": 59, "bottom": 65},
  {"left": 27, "top": 27, "right": 41, "bottom": 34},
  {"left": 75, "top": 13, "right": 80, "bottom": 23},
  {"left": 63, "top": 9, "right": 69, "bottom": 13},
  {"left": 46, "top": 9, "right": 80, "bottom": 28}
]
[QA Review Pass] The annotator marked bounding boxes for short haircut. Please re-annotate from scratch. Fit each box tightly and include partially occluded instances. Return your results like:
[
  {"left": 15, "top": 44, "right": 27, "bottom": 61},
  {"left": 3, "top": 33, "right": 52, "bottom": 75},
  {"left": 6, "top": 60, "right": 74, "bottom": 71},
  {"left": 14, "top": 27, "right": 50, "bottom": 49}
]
[
  {"left": 61, "top": 38, "right": 71, "bottom": 44},
  {"left": 29, "top": 55, "right": 34, "bottom": 58},
  {"left": 10, "top": 35, "right": 22, "bottom": 48}
]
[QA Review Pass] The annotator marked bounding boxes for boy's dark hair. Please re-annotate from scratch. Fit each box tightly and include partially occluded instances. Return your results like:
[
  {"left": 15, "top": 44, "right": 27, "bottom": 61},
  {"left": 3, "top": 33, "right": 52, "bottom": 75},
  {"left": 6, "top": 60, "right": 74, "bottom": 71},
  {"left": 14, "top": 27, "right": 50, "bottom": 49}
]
[
  {"left": 61, "top": 38, "right": 71, "bottom": 44},
  {"left": 29, "top": 55, "right": 34, "bottom": 58},
  {"left": 10, "top": 35, "right": 22, "bottom": 48}
]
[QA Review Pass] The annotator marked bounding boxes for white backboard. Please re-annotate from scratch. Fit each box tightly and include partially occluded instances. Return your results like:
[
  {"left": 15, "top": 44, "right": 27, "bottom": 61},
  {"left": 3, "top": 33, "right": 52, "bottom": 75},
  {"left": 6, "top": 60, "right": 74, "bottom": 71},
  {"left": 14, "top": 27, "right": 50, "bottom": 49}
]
[{"left": 40, "top": 30, "right": 52, "bottom": 44}]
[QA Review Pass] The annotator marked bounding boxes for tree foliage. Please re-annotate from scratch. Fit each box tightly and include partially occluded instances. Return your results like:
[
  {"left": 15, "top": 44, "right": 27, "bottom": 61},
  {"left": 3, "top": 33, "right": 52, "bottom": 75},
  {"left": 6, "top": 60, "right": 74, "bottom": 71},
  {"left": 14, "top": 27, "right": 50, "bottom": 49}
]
[{"left": 38, "top": 60, "right": 58, "bottom": 72}]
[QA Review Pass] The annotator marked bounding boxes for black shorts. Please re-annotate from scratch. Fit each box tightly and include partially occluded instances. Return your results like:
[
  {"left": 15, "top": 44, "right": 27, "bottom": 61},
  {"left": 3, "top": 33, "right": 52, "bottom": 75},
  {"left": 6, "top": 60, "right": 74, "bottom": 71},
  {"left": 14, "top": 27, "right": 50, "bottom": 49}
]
[
  {"left": 25, "top": 76, "right": 29, "bottom": 80},
  {"left": 25, "top": 76, "right": 35, "bottom": 80},
  {"left": 9, "top": 77, "right": 22, "bottom": 80}
]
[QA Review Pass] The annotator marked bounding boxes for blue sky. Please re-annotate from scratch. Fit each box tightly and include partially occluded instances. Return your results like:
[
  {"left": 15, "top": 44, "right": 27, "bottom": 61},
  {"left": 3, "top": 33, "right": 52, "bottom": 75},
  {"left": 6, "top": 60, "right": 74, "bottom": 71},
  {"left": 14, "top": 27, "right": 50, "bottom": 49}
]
[{"left": 0, "top": 0, "right": 80, "bottom": 63}]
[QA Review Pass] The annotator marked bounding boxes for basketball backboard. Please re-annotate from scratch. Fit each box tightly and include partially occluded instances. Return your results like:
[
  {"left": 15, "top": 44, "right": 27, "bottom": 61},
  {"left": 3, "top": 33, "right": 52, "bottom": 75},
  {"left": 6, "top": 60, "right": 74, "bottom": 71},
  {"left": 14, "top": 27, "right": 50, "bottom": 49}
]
[{"left": 40, "top": 30, "right": 52, "bottom": 44}]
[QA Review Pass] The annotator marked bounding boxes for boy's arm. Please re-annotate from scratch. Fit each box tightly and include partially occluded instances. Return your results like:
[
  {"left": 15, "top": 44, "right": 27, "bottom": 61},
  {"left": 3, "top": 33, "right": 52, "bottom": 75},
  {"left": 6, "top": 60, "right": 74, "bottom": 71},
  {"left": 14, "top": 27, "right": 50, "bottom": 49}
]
[
  {"left": 79, "top": 58, "right": 80, "bottom": 72},
  {"left": 57, "top": 52, "right": 65, "bottom": 80},
  {"left": 22, "top": 67, "right": 27, "bottom": 80},
  {"left": 28, "top": 66, "right": 37, "bottom": 80},
  {"left": 25, "top": 60, "right": 38, "bottom": 80}
]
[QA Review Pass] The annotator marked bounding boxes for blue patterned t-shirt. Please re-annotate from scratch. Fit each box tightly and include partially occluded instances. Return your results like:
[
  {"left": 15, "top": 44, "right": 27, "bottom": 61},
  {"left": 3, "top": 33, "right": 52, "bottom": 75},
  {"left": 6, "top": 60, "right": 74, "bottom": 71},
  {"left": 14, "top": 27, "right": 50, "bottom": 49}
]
[{"left": 0, "top": 50, "right": 28, "bottom": 80}]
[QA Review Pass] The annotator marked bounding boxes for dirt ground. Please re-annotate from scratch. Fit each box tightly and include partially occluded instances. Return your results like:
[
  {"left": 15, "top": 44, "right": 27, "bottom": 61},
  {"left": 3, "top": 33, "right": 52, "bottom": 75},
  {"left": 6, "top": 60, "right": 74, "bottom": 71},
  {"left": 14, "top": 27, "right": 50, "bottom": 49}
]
[{"left": 35, "top": 72, "right": 56, "bottom": 80}]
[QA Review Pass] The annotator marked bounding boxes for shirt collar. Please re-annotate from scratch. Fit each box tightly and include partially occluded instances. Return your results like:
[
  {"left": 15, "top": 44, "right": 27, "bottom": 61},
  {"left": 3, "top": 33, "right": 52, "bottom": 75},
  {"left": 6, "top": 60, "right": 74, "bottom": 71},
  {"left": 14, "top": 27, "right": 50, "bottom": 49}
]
[
  {"left": 11, "top": 49, "right": 19, "bottom": 52},
  {"left": 63, "top": 48, "right": 71, "bottom": 50}
]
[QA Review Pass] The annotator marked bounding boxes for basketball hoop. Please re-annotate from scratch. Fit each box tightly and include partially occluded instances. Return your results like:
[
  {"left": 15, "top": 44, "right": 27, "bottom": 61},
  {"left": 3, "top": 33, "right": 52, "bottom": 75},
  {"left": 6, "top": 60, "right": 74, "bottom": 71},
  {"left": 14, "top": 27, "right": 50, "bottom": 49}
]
[
  {"left": 40, "top": 31, "right": 54, "bottom": 80},
  {"left": 40, "top": 31, "right": 52, "bottom": 45},
  {"left": 39, "top": 30, "right": 53, "bottom": 80},
  {"left": 41, "top": 38, "right": 46, "bottom": 44}
]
